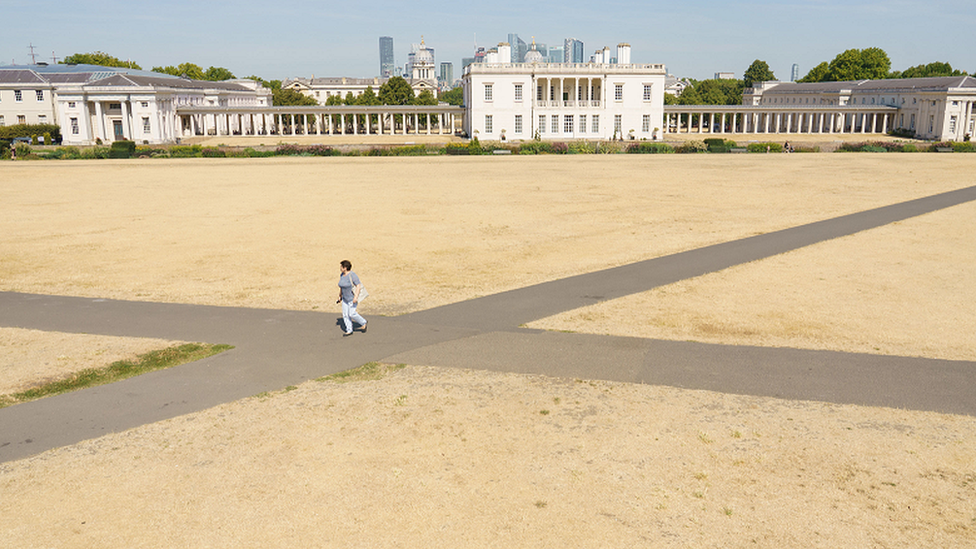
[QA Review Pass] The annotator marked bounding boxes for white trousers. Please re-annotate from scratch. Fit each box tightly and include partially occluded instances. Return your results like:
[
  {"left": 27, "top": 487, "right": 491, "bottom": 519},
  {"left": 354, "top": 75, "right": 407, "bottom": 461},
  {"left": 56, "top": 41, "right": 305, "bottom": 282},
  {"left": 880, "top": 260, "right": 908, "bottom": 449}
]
[{"left": 341, "top": 301, "right": 367, "bottom": 333}]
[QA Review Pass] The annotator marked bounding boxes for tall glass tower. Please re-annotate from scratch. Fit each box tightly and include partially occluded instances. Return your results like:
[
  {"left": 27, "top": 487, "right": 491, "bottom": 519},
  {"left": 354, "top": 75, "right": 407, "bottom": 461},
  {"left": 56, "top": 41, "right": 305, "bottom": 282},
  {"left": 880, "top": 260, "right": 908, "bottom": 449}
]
[
  {"left": 379, "top": 36, "right": 395, "bottom": 78},
  {"left": 564, "top": 38, "right": 584, "bottom": 63}
]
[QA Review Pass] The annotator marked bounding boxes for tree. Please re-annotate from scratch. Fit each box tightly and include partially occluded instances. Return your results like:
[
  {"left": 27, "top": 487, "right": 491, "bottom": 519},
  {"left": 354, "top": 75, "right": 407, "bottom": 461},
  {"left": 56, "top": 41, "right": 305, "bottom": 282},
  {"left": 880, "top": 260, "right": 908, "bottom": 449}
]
[
  {"left": 356, "top": 86, "right": 381, "bottom": 106},
  {"left": 857, "top": 47, "right": 892, "bottom": 80},
  {"left": 896, "top": 62, "right": 964, "bottom": 79},
  {"left": 62, "top": 51, "right": 141, "bottom": 70},
  {"left": 378, "top": 76, "right": 414, "bottom": 105},
  {"left": 440, "top": 87, "right": 463, "bottom": 106},
  {"left": 664, "top": 93, "right": 679, "bottom": 105},
  {"left": 798, "top": 61, "right": 830, "bottom": 83},
  {"left": 677, "top": 79, "right": 743, "bottom": 106},
  {"left": 204, "top": 66, "right": 236, "bottom": 81},
  {"left": 152, "top": 63, "right": 206, "bottom": 80},
  {"left": 411, "top": 89, "right": 438, "bottom": 106},
  {"left": 356, "top": 86, "right": 381, "bottom": 128},
  {"left": 743, "top": 60, "right": 775, "bottom": 88},
  {"left": 245, "top": 76, "right": 282, "bottom": 90},
  {"left": 272, "top": 88, "right": 318, "bottom": 106}
]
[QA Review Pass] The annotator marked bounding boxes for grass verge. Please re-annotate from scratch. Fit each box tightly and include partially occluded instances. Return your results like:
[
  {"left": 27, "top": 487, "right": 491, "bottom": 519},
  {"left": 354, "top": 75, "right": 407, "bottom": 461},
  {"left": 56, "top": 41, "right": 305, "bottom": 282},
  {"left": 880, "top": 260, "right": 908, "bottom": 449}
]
[
  {"left": 317, "top": 362, "right": 406, "bottom": 384},
  {"left": 0, "top": 343, "right": 233, "bottom": 408}
]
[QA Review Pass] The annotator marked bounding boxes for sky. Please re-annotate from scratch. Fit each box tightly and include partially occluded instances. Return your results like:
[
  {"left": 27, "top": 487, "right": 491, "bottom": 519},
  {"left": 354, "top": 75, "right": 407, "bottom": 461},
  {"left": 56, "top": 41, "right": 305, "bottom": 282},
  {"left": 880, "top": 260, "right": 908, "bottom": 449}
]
[{"left": 3, "top": 0, "right": 974, "bottom": 82}]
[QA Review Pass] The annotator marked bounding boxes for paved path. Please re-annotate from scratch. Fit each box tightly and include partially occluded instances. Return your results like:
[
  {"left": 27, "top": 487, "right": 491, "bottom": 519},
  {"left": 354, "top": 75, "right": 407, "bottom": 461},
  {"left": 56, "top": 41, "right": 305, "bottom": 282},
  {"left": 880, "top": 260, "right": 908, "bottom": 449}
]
[{"left": 2, "top": 185, "right": 975, "bottom": 463}]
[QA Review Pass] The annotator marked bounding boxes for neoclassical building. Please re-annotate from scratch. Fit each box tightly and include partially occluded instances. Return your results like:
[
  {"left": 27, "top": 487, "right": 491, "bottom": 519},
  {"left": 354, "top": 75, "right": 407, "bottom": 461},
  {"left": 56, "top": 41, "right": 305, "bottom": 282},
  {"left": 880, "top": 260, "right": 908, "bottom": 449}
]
[
  {"left": 462, "top": 42, "right": 668, "bottom": 141},
  {"left": 0, "top": 64, "right": 271, "bottom": 145},
  {"left": 743, "top": 76, "right": 976, "bottom": 141}
]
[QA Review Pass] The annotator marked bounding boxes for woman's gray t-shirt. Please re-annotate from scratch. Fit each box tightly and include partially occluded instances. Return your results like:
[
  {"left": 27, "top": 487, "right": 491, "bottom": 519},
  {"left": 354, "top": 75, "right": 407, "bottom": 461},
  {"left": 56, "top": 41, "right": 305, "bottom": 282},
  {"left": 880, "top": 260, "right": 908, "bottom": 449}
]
[{"left": 339, "top": 272, "right": 361, "bottom": 303}]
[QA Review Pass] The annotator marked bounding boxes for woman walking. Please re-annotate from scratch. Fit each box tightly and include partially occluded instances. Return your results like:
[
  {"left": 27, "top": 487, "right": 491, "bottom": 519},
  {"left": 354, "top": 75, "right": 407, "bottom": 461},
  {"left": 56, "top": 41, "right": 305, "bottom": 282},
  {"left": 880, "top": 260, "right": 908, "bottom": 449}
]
[{"left": 337, "top": 260, "right": 367, "bottom": 336}]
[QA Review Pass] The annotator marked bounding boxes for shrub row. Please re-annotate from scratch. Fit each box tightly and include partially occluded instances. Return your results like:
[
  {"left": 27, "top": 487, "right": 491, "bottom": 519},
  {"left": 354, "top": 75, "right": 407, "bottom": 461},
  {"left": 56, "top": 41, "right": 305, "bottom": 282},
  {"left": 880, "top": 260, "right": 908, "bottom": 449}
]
[{"left": 7, "top": 139, "right": 974, "bottom": 161}]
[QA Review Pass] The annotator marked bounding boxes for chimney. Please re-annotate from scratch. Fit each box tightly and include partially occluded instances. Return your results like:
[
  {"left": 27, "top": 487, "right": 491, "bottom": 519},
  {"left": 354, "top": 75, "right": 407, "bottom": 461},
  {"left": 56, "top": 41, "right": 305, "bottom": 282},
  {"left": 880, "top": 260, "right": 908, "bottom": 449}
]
[
  {"left": 616, "top": 43, "right": 631, "bottom": 64},
  {"left": 497, "top": 42, "right": 511, "bottom": 64}
]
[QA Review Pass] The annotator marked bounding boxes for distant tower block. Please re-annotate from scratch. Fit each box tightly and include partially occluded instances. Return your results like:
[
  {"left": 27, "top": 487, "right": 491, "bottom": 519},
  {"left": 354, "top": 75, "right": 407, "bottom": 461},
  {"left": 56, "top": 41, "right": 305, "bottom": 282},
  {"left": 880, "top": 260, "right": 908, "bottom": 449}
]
[{"left": 791, "top": 63, "right": 799, "bottom": 82}]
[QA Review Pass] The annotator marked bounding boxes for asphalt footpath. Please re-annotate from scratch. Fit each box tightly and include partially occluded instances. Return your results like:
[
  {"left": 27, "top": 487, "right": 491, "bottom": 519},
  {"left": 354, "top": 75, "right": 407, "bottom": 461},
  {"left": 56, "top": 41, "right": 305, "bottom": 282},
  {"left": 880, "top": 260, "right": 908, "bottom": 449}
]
[{"left": 2, "top": 185, "right": 974, "bottom": 463}]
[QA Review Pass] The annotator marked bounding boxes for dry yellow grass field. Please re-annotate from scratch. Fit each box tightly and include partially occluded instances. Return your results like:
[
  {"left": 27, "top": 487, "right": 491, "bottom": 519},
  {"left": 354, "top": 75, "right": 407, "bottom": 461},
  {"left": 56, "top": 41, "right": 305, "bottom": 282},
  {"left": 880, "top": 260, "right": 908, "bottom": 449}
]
[{"left": 1, "top": 154, "right": 974, "bottom": 547}]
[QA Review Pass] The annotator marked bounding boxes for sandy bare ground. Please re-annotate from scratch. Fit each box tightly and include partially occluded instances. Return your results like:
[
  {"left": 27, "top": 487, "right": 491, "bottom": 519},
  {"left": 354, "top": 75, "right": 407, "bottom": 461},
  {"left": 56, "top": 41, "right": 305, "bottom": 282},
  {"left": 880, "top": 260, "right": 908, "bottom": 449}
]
[
  {"left": 0, "top": 328, "right": 186, "bottom": 395},
  {"left": 1, "top": 155, "right": 975, "bottom": 547}
]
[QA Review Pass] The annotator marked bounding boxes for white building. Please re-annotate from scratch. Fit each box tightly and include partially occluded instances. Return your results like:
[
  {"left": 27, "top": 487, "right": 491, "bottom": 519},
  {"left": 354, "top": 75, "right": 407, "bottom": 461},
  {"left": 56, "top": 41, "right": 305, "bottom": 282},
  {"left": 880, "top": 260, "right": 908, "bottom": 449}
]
[
  {"left": 0, "top": 64, "right": 271, "bottom": 145},
  {"left": 463, "top": 42, "right": 667, "bottom": 141},
  {"left": 744, "top": 76, "right": 976, "bottom": 141}
]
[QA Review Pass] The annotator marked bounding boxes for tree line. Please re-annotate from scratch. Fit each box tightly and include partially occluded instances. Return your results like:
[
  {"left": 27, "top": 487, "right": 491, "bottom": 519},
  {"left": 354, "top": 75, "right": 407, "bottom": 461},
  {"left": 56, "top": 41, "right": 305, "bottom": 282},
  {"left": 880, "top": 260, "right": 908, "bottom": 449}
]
[{"left": 669, "top": 48, "right": 970, "bottom": 106}]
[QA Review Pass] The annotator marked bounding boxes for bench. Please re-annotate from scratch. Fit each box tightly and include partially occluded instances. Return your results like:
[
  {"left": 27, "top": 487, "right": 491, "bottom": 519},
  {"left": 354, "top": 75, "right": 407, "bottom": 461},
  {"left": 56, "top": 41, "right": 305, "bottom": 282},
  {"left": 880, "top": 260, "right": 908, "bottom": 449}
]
[
  {"left": 936, "top": 147, "right": 954, "bottom": 153},
  {"left": 730, "top": 148, "right": 748, "bottom": 153}
]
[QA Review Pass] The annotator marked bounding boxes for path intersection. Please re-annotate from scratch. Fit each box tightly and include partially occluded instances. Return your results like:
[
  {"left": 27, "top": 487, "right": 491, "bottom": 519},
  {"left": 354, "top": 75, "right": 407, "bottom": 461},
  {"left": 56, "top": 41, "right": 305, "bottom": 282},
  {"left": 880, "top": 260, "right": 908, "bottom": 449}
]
[{"left": 2, "top": 185, "right": 974, "bottom": 463}]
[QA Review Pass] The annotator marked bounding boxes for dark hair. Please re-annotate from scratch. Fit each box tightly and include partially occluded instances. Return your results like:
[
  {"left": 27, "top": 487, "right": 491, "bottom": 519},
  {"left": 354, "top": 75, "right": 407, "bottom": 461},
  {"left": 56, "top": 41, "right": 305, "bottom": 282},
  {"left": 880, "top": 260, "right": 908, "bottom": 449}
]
[{"left": 340, "top": 260, "right": 352, "bottom": 271}]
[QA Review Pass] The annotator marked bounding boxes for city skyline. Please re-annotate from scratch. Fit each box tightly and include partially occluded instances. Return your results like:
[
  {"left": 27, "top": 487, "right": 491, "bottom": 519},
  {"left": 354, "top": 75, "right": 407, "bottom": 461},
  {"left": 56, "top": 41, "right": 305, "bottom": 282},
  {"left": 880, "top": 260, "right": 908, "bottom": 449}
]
[{"left": 3, "top": 0, "right": 974, "bottom": 82}]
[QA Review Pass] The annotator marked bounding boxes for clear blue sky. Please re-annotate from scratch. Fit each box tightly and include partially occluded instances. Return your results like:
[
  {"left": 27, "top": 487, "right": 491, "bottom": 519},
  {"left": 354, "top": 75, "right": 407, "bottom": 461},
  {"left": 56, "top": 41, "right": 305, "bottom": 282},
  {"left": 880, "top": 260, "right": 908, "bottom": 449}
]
[{"left": 3, "top": 0, "right": 973, "bottom": 82}]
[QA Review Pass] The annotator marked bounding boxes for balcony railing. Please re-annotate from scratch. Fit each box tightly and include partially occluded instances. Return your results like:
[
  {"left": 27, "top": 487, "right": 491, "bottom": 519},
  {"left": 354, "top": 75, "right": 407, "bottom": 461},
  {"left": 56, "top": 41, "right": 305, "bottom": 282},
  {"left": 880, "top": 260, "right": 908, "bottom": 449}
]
[{"left": 535, "top": 100, "right": 602, "bottom": 108}]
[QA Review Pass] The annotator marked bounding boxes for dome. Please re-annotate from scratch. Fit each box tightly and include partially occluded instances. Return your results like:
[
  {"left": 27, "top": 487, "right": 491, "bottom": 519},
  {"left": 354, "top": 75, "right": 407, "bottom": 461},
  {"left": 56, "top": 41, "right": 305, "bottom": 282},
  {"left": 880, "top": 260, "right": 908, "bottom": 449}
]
[
  {"left": 525, "top": 45, "right": 544, "bottom": 63},
  {"left": 415, "top": 47, "right": 434, "bottom": 65}
]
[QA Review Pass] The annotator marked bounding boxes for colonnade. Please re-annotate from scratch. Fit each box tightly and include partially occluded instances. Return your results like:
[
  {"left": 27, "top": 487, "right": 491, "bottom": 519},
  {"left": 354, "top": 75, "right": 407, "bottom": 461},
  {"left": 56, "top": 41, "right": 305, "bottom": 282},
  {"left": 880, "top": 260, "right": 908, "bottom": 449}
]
[
  {"left": 663, "top": 107, "right": 897, "bottom": 135},
  {"left": 176, "top": 106, "right": 463, "bottom": 139},
  {"left": 534, "top": 77, "right": 602, "bottom": 107}
]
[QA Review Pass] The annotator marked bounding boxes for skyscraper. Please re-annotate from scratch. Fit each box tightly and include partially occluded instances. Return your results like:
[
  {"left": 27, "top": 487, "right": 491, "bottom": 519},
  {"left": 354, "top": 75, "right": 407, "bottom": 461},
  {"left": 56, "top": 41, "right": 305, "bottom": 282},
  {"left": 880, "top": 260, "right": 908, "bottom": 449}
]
[
  {"left": 564, "top": 38, "right": 584, "bottom": 63},
  {"left": 379, "top": 36, "right": 394, "bottom": 78},
  {"left": 507, "top": 33, "right": 527, "bottom": 63},
  {"left": 440, "top": 62, "right": 454, "bottom": 86},
  {"left": 547, "top": 46, "right": 564, "bottom": 64},
  {"left": 791, "top": 63, "right": 800, "bottom": 82}
]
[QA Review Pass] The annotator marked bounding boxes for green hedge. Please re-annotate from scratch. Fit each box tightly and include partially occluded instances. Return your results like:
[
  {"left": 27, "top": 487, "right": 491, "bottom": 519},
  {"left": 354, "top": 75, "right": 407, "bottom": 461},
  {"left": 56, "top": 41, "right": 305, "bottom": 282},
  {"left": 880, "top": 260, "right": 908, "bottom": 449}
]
[
  {"left": 929, "top": 141, "right": 976, "bottom": 152},
  {"left": 746, "top": 142, "right": 784, "bottom": 153},
  {"left": 626, "top": 142, "right": 675, "bottom": 154},
  {"left": 676, "top": 140, "right": 708, "bottom": 153},
  {"left": 0, "top": 124, "right": 62, "bottom": 142}
]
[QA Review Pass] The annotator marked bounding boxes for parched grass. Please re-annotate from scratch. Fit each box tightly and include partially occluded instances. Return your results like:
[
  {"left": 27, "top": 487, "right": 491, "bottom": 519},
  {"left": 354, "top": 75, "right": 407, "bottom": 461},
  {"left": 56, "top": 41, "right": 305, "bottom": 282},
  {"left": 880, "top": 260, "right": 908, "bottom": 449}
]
[
  {"left": 317, "top": 362, "right": 406, "bottom": 383},
  {"left": 0, "top": 343, "right": 233, "bottom": 409}
]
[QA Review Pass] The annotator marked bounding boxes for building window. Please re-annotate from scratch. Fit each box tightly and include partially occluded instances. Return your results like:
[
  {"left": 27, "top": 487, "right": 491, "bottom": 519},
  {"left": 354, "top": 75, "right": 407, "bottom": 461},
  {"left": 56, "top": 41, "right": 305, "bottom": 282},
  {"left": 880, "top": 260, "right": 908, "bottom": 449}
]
[
  {"left": 515, "top": 115, "right": 523, "bottom": 134},
  {"left": 551, "top": 115, "right": 559, "bottom": 133},
  {"left": 579, "top": 115, "right": 586, "bottom": 133},
  {"left": 68, "top": 101, "right": 76, "bottom": 108},
  {"left": 14, "top": 90, "right": 22, "bottom": 102},
  {"left": 592, "top": 115, "right": 599, "bottom": 133},
  {"left": 0, "top": 115, "right": 4, "bottom": 126},
  {"left": 141, "top": 101, "right": 149, "bottom": 108},
  {"left": 36, "top": 90, "right": 44, "bottom": 101},
  {"left": 514, "top": 83, "right": 522, "bottom": 102},
  {"left": 485, "top": 115, "right": 493, "bottom": 133},
  {"left": 642, "top": 114, "right": 651, "bottom": 132},
  {"left": 614, "top": 114, "right": 622, "bottom": 134},
  {"left": 70, "top": 117, "right": 79, "bottom": 135},
  {"left": 539, "top": 115, "right": 546, "bottom": 133},
  {"left": 643, "top": 84, "right": 652, "bottom": 101},
  {"left": 38, "top": 115, "right": 46, "bottom": 124},
  {"left": 109, "top": 103, "right": 121, "bottom": 110},
  {"left": 537, "top": 85, "right": 544, "bottom": 101},
  {"left": 143, "top": 117, "right": 151, "bottom": 134},
  {"left": 18, "top": 115, "right": 26, "bottom": 124},
  {"left": 615, "top": 84, "right": 623, "bottom": 101},
  {"left": 485, "top": 84, "right": 493, "bottom": 102},
  {"left": 564, "top": 115, "right": 574, "bottom": 133}
]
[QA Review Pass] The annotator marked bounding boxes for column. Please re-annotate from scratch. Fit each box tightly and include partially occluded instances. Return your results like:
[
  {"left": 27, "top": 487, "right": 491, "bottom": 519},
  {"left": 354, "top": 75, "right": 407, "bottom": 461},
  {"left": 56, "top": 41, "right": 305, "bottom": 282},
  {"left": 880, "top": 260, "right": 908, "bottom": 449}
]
[{"left": 964, "top": 101, "right": 974, "bottom": 139}]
